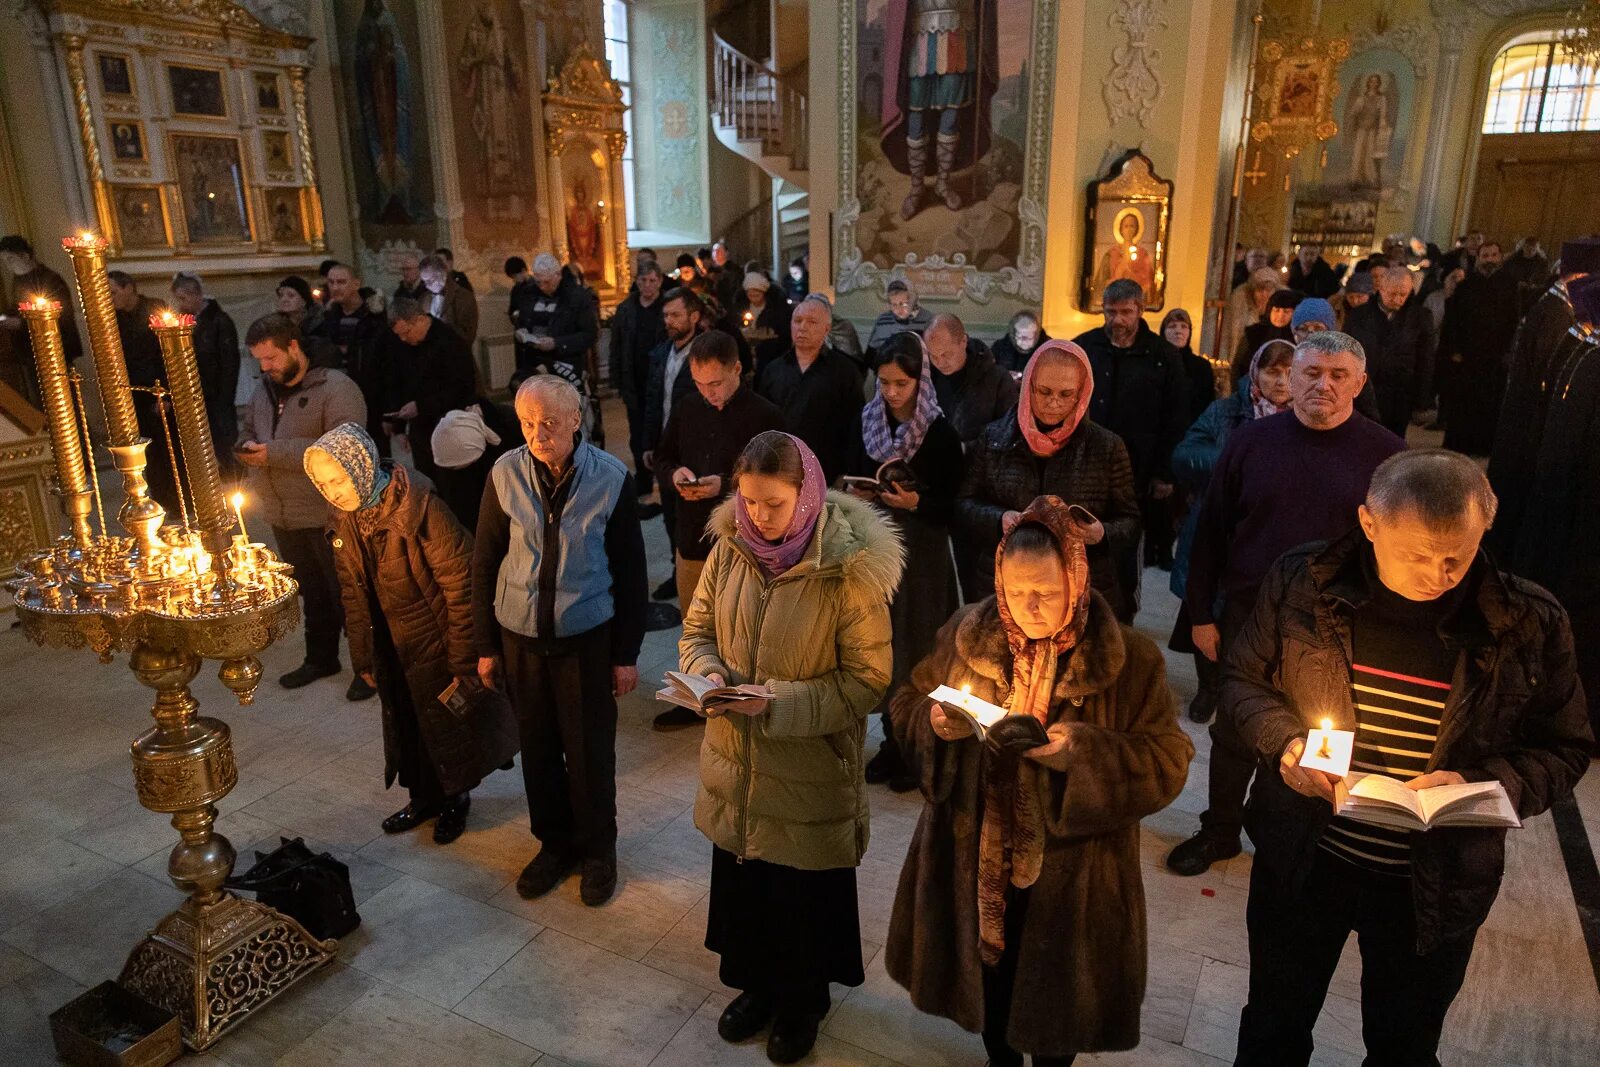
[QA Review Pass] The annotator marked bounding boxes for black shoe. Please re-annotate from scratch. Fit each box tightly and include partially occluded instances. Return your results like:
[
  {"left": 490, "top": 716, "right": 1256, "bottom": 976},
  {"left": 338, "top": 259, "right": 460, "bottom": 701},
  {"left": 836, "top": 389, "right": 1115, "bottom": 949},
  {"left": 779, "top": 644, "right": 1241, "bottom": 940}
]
[
  {"left": 1187, "top": 689, "right": 1217, "bottom": 724},
  {"left": 888, "top": 768, "right": 919, "bottom": 793},
  {"left": 516, "top": 846, "right": 578, "bottom": 899},
  {"left": 381, "top": 803, "right": 438, "bottom": 834},
  {"left": 766, "top": 1012, "right": 820, "bottom": 1064},
  {"left": 432, "top": 795, "right": 470, "bottom": 844},
  {"left": 652, "top": 577, "right": 678, "bottom": 601},
  {"left": 864, "top": 745, "right": 897, "bottom": 785},
  {"left": 638, "top": 502, "right": 662, "bottom": 521},
  {"left": 1165, "top": 827, "right": 1242, "bottom": 876},
  {"left": 345, "top": 674, "right": 377, "bottom": 701},
  {"left": 579, "top": 851, "right": 617, "bottom": 906},
  {"left": 279, "top": 661, "right": 340, "bottom": 689},
  {"left": 653, "top": 705, "right": 703, "bottom": 731},
  {"left": 717, "top": 991, "right": 776, "bottom": 1043}
]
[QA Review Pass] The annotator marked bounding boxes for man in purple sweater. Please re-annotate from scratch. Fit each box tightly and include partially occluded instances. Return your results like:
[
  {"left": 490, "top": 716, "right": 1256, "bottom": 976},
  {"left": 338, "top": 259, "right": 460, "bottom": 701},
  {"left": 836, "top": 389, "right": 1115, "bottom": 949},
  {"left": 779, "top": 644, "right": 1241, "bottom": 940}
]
[{"left": 1166, "top": 331, "right": 1405, "bottom": 876}]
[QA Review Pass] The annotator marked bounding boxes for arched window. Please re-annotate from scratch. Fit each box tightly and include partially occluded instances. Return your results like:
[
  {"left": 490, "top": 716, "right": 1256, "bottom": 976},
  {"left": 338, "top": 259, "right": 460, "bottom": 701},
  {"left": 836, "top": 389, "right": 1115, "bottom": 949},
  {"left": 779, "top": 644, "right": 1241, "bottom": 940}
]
[{"left": 1483, "top": 31, "right": 1600, "bottom": 133}]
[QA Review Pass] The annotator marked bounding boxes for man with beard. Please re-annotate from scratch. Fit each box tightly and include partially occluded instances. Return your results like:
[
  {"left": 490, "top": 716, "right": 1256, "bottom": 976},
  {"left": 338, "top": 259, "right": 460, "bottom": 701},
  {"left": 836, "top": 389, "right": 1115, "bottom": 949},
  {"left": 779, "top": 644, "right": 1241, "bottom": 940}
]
[
  {"left": 239, "top": 313, "right": 369, "bottom": 696},
  {"left": 1486, "top": 236, "right": 1600, "bottom": 557},
  {"left": 1435, "top": 241, "right": 1518, "bottom": 456},
  {"left": 643, "top": 288, "right": 708, "bottom": 598},
  {"left": 609, "top": 260, "right": 668, "bottom": 504},
  {"left": 1073, "top": 277, "right": 1189, "bottom": 578}
]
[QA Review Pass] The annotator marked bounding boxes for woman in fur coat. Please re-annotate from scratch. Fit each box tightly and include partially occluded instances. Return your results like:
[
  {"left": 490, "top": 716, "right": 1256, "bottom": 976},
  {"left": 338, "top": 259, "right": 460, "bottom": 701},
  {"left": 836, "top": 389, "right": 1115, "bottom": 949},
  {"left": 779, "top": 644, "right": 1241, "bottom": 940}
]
[{"left": 885, "top": 494, "right": 1193, "bottom": 1065}]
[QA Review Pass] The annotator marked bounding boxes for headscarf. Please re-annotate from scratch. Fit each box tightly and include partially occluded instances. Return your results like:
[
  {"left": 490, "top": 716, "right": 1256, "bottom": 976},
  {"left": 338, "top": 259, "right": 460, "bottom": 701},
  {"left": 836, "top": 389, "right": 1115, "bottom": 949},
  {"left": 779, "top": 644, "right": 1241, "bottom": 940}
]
[
  {"left": 305, "top": 421, "right": 389, "bottom": 511},
  {"left": 1158, "top": 308, "right": 1194, "bottom": 354},
  {"left": 732, "top": 432, "right": 827, "bottom": 579},
  {"left": 431, "top": 405, "right": 502, "bottom": 469},
  {"left": 861, "top": 334, "right": 942, "bottom": 463},
  {"left": 977, "top": 494, "right": 1100, "bottom": 966},
  {"left": 1246, "top": 339, "right": 1295, "bottom": 420},
  {"left": 1015, "top": 340, "right": 1094, "bottom": 457}
]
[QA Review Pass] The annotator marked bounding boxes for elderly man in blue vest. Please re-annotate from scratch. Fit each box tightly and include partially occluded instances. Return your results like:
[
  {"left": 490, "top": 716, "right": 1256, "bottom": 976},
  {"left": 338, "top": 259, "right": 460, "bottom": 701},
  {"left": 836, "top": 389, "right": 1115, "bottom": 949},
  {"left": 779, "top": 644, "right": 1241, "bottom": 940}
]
[{"left": 472, "top": 375, "right": 648, "bottom": 906}]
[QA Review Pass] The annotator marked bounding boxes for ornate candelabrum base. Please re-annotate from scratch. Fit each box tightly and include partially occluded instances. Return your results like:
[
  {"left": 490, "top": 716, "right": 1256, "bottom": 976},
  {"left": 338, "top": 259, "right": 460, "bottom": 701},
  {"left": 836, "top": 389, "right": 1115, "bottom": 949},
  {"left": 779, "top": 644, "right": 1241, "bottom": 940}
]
[{"left": 109, "top": 644, "right": 334, "bottom": 1050}]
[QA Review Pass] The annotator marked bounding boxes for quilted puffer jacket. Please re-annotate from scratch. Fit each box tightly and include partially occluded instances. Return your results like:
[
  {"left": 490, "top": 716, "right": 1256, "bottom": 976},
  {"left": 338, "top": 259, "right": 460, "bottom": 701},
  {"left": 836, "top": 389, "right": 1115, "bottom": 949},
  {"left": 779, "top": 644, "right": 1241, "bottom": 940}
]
[{"left": 680, "top": 491, "right": 904, "bottom": 870}]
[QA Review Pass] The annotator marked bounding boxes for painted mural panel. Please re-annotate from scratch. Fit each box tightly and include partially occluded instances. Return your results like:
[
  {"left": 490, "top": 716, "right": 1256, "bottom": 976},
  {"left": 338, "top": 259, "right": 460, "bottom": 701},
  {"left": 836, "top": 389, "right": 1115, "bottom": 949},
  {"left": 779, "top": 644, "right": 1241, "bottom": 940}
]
[
  {"left": 445, "top": 0, "right": 539, "bottom": 249},
  {"left": 838, "top": 0, "right": 1056, "bottom": 304},
  {"left": 643, "top": 5, "right": 704, "bottom": 236},
  {"left": 331, "top": 0, "right": 435, "bottom": 246},
  {"left": 1322, "top": 47, "right": 1416, "bottom": 204}
]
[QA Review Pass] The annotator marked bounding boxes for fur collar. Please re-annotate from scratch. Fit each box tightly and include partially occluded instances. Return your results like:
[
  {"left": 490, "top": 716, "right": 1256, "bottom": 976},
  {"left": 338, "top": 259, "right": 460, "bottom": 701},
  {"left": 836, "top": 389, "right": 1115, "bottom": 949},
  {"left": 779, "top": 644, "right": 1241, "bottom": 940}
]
[
  {"left": 709, "top": 490, "right": 905, "bottom": 602},
  {"left": 953, "top": 592, "right": 1126, "bottom": 698}
]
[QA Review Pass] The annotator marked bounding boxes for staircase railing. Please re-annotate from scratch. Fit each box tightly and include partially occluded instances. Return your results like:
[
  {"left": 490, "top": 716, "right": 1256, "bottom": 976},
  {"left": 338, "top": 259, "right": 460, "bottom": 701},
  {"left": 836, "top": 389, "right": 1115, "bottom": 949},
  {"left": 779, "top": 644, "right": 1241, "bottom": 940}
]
[
  {"left": 712, "top": 32, "right": 808, "bottom": 172},
  {"left": 717, "top": 193, "right": 776, "bottom": 274}
]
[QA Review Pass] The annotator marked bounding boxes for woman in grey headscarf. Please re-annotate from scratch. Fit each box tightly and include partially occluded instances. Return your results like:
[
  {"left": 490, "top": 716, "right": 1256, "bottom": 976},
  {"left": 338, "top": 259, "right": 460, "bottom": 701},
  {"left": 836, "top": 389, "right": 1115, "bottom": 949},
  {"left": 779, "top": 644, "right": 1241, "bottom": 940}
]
[{"left": 305, "top": 422, "right": 514, "bottom": 843}]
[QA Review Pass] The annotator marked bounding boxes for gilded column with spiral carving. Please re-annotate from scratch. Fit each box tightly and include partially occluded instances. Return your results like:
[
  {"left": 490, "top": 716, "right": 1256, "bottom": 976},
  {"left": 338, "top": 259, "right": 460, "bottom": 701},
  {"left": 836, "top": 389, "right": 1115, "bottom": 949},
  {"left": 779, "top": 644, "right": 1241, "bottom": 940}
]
[
  {"left": 151, "top": 313, "right": 230, "bottom": 552},
  {"left": 60, "top": 35, "right": 119, "bottom": 251},
  {"left": 287, "top": 67, "right": 327, "bottom": 252},
  {"left": 18, "top": 298, "right": 93, "bottom": 548},
  {"left": 62, "top": 233, "right": 165, "bottom": 551}
]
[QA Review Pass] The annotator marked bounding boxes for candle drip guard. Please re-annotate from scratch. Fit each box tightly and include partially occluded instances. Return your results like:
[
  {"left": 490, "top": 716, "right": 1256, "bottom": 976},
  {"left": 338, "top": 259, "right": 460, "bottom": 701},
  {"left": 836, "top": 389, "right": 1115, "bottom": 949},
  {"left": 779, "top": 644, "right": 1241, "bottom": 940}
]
[{"left": 7, "top": 234, "right": 333, "bottom": 1050}]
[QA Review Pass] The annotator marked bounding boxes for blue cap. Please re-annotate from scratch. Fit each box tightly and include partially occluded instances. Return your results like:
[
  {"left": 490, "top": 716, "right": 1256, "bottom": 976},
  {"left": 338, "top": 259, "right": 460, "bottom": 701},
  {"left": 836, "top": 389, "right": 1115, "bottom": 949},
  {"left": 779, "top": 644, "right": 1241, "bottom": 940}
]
[{"left": 1292, "top": 297, "right": 1336, "bottom": 330}]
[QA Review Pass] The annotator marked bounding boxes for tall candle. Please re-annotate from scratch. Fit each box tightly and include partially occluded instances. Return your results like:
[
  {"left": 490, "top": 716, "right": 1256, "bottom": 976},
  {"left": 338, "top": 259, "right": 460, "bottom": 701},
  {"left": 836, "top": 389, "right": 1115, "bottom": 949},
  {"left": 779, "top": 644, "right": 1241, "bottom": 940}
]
[
  {"left": 151, "top": 311, "right": 229, "bottom": 550},
  {"left": 231, "top": 491, "right": 249, "bottom": 542},
  {"left": 18, "top": 297, "right": 93, "bottom": 546},
  {"left": 61, "top": 233, "right": 138, "bottom": 447}
]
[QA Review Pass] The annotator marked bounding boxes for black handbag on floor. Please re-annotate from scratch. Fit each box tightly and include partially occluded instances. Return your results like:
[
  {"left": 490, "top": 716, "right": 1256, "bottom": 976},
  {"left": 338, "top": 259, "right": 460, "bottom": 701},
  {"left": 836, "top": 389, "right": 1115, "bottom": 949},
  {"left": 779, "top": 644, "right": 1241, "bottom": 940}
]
[{"left": 225, "top": 837, "right": 360, "bottom": 941}]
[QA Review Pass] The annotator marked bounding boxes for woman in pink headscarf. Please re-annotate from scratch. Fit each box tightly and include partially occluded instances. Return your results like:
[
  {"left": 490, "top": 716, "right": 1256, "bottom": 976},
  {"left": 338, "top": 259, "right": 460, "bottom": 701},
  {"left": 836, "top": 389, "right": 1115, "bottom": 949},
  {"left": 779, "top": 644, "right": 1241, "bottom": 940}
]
[
  {"left": 955, "top": 340, "right": 1143, "bottom": 619},
  {"left": 679, "top": 430, "right": 905, "bottom": 1063}
]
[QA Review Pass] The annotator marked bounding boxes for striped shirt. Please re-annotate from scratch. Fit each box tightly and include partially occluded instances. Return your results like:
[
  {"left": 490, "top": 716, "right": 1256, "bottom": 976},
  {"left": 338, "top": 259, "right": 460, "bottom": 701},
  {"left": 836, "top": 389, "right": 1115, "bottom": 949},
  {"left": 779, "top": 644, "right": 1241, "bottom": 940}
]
[{"left": 1320, "top": 565, "right": 1461, "bottom": 876}]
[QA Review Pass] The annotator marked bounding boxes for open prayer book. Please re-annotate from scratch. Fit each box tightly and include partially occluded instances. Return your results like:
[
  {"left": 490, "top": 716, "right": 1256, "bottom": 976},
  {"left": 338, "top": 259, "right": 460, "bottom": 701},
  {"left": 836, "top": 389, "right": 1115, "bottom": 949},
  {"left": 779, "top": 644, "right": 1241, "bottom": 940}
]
[
  {"left": 841, "top": 458, "right": 919, "bottom": 495},
  {"left": 1334, "top": 773, "right": 1521, "bottom": 831},
  {"left": 656, "top": 671, "right": 774, "bottom": 712},
  {"left": 927, "top": 684, "right": 1013, "bottom": 738}
]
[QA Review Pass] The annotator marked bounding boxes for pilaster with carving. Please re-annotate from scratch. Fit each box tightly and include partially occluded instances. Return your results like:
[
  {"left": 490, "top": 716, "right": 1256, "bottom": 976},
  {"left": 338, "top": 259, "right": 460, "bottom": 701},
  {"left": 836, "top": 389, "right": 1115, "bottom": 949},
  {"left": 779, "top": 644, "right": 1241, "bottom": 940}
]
[
  {"left": 415, "top": 0, "right": 465, "bottom": 253},
  {"left": 287, "top": 66, "right": 326, "bottom": 253},
  {"left": 1103, "top": 0, "right": 1168, "bottom": 129},
  {"left": 59, "top": 33, "right": 120, "bottom": 249}
]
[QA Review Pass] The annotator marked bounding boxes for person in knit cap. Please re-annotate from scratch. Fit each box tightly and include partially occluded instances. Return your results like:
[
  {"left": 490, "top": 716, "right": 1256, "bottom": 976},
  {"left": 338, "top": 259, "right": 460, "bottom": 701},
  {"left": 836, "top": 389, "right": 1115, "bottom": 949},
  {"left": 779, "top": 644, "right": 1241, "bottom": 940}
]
[
  {"left": 306, "top": 422, "right": 511, "bottom": 844},
  {"left": 275, "top": 275, "right": 324, "bottom": 337},
  {"left": 430, "top": 402, "right": 514, "bottom": 533},
  {"left": 1289, "top": 297, "right": 1335, "bottom": 342},
  {"left": 884, "top": 493, "right": 1191, "bottom": 1067}
]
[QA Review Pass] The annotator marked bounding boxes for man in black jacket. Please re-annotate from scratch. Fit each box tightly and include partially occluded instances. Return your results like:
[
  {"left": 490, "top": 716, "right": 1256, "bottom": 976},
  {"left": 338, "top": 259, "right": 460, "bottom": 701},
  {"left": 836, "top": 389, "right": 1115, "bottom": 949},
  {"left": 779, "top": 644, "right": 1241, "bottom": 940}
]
[
  {"left": 643, "top": 288, "right": 708, "bottom": 598},
  {"left": 1287, "top": 243, "right": 1339, "bottom": 298},
  {"left": 1343, "top": 266, "right": 1436, "bottom": 437},
  {"left": 755, "top": 294, "right": 864, "bottom": 484},
  {"left": 925, "top": 313, "right": 1019, "bottom": 446},
  {"left": 1073, "top": 278, "right": 1189, "bottom": 575},
  {"left": 609, "top": 261, "right": 667, "bottom": 501},
  {"left": 382, "top": 297, "right": 479, "bottom": 480},
  {"left": 1223, "top": 450, "right": 1590, "bottom": 1066},
  {"left": 510, "top": 253, "right": 599, "bottom": 389},
  {"left": 169, "top": 271, "right": 240, "bottom": 474},
  {"left": 108, "top": 271, "right": 178, "bottom": 515},
  {"left": 1435, "top": 241, "right": 1518, "bottom": 456},
  {"left": 1486, "top": 236, "right": 1600, "bottom": 557},
  {"left": 312, "top": 262, "right": 390, "bottom": 451}
]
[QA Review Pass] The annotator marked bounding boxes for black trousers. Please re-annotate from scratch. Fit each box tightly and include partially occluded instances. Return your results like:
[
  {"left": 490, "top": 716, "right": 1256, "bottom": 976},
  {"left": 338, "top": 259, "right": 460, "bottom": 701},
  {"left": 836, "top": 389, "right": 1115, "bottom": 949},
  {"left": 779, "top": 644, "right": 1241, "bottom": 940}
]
[
  {"left": 982, "top": 886, "right": 1077, "bottom": 1067},
  {"left": 501, "top": 625, "right": 618, "bottom": 859},
  {"left": 272, "top": 524, "right": 344, "bottom": 670},
  {"left": 623, "top": 396, "right": 653, "bottom": 497},
  {"left": 1202, "top": 594, "right": 1260, "bottom": 838},
  {"left": 1236, "top": 850, "right": 1476, "bottom": 1067}
]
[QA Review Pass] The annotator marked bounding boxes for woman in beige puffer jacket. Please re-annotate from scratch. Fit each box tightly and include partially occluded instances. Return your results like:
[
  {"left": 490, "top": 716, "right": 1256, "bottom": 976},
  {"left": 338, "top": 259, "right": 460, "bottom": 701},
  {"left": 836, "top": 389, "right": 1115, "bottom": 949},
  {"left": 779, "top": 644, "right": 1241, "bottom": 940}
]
[{"left": 679, "top": 430, "right": 902, "bottom": 1063}]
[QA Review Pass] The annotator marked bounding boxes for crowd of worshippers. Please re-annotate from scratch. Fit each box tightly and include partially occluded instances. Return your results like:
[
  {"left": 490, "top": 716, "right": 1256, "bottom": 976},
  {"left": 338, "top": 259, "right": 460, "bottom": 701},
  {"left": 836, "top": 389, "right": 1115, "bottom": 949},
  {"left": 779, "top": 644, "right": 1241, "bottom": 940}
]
[{"left": 5, "top": 229, "right": 1596, "bottom": 1067}]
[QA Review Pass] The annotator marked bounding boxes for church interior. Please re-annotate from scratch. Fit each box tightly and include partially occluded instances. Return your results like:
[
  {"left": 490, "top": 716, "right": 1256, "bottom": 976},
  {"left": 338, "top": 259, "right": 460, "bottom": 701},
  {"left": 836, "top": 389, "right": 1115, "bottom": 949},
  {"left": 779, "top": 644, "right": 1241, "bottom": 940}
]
[{"left": 1, "top": 0, "right": 1599, "bottom": 1065}]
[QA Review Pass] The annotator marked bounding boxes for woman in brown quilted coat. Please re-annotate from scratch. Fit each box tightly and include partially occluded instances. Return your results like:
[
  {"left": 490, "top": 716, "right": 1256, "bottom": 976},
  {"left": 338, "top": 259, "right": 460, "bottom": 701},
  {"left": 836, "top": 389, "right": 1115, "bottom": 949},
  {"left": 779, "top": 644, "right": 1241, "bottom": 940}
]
[
  {"left": 306, "top": 422, "right": 513, "bottom": 845},
  {"left": 885, "top": 494, "right": 1193, "bottom": 1066}
]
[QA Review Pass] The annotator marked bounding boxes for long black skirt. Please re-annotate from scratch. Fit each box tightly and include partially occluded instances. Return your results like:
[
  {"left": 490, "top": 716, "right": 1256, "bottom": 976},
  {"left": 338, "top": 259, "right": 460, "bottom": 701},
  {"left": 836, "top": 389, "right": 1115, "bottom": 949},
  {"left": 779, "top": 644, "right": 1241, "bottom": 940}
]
[{"left": 705, "top": 846, "right": 864, "bottom": 1016}]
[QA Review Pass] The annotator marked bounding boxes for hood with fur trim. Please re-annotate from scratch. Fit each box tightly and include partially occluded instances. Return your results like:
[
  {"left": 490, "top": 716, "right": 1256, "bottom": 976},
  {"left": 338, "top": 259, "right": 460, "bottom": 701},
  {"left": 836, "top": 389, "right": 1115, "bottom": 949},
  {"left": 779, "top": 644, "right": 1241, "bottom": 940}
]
[{"left": 709, "top": 489, "right": 905, "bottom": 604}]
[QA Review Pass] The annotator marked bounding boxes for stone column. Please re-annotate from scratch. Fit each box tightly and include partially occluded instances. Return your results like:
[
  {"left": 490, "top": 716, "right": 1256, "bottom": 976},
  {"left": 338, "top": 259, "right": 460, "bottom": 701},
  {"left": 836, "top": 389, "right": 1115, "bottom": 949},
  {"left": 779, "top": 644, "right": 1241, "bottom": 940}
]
[
  {"left": 415, "top": 0, "right": 464, "bottom": 252},
  {"left": 1415, "top": 16, "right": 1471, "bottom": 241}
]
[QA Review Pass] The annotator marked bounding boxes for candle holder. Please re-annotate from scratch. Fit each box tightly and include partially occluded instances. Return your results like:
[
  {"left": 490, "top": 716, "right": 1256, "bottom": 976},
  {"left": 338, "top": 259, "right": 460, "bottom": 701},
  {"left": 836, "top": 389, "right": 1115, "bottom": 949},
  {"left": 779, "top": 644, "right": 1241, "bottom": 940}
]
[{"left": 7, "top": 235, "right": 333, "bottom": 1050}]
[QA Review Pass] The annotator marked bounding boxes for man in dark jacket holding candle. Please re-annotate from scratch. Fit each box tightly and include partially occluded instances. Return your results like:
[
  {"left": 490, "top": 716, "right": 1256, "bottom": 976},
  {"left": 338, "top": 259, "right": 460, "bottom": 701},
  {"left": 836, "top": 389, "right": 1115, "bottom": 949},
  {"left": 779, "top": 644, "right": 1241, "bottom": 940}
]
[{"left": 1223, "top": 450, "right": 1590, "bottom": 1066}]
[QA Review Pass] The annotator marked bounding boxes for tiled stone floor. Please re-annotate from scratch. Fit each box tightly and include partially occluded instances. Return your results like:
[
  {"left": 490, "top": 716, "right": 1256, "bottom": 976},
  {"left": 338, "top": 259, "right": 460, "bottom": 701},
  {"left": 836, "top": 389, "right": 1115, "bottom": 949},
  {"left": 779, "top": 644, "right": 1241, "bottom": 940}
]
[{"left": 2, "top": 419, "right": 1598, "bottom": 1064}]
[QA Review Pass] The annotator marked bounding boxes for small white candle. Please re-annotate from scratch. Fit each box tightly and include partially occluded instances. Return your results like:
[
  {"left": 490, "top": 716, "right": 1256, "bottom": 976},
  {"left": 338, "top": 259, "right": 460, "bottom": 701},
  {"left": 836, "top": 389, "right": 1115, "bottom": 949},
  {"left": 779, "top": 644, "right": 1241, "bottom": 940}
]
[
  {"left": 1300, "top": 717, "right": 1354, "bottom": 777},
  {"left": 232, "top": 491, "right": 250, "bottom": 542}
]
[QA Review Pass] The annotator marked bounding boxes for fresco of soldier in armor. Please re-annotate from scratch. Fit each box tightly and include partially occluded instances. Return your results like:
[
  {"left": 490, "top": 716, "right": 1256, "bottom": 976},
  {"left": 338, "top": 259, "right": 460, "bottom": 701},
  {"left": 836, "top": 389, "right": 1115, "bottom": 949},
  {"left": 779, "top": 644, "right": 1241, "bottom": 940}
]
[{"left": 854, "top": 0, "right": 1033, "bottom": 271}]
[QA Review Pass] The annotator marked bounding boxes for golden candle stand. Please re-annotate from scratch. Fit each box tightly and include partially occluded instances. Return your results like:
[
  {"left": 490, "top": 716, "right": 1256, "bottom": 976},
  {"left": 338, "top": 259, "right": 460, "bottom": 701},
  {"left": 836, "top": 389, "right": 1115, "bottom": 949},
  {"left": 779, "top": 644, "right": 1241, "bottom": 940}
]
[{"left": 6, "top": 235, "right": 334, "bottom": 1050}]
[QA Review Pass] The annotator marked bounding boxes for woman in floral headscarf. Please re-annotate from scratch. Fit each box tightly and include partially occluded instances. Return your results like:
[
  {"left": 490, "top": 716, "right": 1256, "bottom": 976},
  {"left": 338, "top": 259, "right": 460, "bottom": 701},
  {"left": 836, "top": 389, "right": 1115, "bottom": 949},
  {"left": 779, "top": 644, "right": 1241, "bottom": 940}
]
[
  {"left": 304, "top": 422, "right": 515, "bottom": 845},
  {"left": 884, "top": 494, "right": 1192, "bottom": 1066},
  {"left": 1168, "top": 338, "right": 1294, "bottom": 724},
  {"left": 848, "top": 331, "right": 964, "bottom": 792},
  {"left": 680, "top": 430, "right": 904, "bottom": 1064}
]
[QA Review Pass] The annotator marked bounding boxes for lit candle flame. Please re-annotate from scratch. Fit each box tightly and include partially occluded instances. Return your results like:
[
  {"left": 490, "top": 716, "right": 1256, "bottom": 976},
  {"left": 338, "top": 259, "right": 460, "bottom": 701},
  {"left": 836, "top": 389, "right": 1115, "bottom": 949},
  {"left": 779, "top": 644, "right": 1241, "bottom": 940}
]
[
  {"left": 961, "top": 683, "right": 971, "bottom": 695},
  {"left": 1320, "top": 718, "right": 1332, "bottom": 731},
  {"left": 231, "top": 491, "right": 250, "bottom": 542}
]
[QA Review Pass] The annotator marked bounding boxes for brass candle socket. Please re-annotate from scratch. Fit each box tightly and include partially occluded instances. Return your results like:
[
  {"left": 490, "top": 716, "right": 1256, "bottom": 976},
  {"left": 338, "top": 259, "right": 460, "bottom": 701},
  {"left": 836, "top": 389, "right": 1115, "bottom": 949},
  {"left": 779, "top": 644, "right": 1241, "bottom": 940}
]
[{"left": 18, "top": 298, "right": 94, "bottom": 548}]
